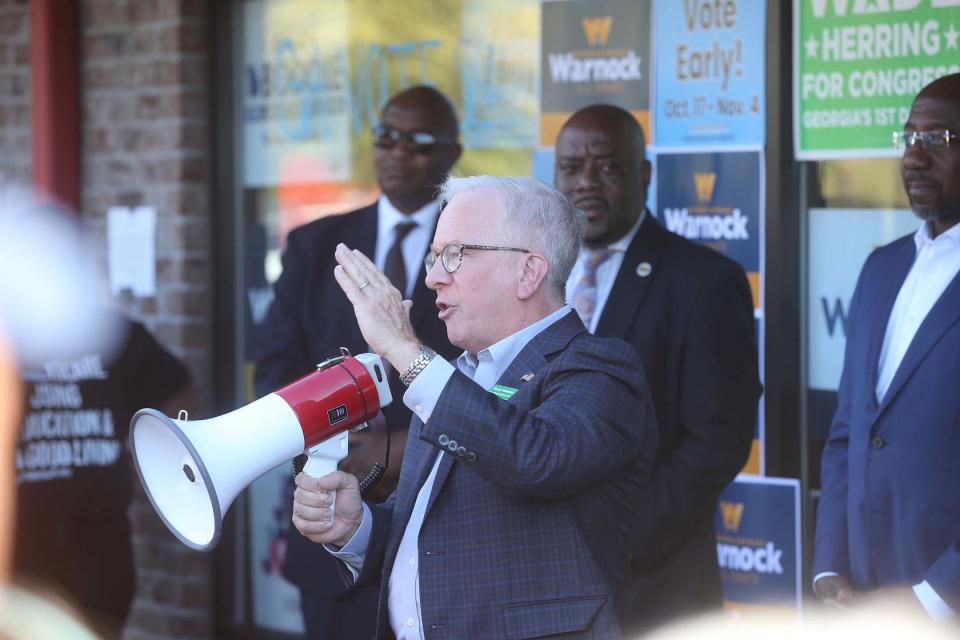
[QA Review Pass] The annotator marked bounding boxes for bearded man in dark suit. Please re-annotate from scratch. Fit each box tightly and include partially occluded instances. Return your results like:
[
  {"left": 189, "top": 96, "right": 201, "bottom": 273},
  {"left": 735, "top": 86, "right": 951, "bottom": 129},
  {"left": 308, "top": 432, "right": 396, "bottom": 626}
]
[{"left": 814, "top": 72, "right": 960, "bottom": 618}]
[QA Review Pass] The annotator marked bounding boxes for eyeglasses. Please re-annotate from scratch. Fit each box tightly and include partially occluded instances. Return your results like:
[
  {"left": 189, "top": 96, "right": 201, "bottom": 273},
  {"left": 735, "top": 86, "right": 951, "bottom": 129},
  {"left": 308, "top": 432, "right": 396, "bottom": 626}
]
[
  {"left": 892, "top": 129, "right": 955, "bottom": 151},
  {"left": 372, "top": 124, "right": 458, "bottom": 155},
  {"left": 424, "top": 243, "right": 529, "bottom": 274}
]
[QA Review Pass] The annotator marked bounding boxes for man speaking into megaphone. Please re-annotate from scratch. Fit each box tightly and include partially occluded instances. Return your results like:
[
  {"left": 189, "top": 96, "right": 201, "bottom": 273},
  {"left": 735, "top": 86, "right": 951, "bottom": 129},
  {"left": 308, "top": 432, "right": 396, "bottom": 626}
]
[{"left": 292, "top": 176, "right": 658, "bottom": 640}]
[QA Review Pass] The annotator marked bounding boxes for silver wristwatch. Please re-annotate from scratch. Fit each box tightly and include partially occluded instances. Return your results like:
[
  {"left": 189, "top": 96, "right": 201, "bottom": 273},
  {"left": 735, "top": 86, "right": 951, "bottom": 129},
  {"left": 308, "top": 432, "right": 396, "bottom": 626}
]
[{"left": 400, "top": 345, "right": 436, "bottom": 386}]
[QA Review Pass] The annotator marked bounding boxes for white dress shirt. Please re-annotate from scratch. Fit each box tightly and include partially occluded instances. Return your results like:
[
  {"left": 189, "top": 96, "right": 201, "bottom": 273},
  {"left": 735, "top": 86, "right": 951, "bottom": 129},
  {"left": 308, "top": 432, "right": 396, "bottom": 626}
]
[
  {"left": 373, "top": 195, "right": 440, "bottom": 297},
  {"left": 815, "top": 220, "right": 960, "bottom": 619},
  {"left": 329, "top": 306, "right": 573, "bottom": 638},
  {"left": 876, "top": 221, "right": 960, "bottom": 402},
  {"left": 565, "top": 211, "right": 645, "bottom": 333}
]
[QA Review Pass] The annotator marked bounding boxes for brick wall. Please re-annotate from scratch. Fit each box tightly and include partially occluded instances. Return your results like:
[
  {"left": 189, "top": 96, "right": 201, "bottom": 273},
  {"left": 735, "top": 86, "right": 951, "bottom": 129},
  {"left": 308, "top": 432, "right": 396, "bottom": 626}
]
[
  {"left": 0, "top": 0, "right": 31, "bottom": 183},
  {"left": 79, "top": 1, "right": 215, "bottom": 638}
]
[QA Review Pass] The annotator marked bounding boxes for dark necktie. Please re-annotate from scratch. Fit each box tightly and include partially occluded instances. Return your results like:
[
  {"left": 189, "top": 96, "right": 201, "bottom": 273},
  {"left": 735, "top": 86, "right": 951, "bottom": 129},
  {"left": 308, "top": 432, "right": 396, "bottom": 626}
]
[{"left": 383, "top": 221, "right": 417, "bottom": 295}]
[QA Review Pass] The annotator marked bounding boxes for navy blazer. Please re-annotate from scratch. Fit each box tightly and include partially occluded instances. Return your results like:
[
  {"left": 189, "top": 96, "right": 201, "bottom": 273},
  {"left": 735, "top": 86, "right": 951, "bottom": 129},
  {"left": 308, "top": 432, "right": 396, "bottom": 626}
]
[
  {"left": 351, "top": 310, "right": 657, "bottom": 639},
  {"left": 255, "top": 202, "right": 458, "bottom": 597},
  {"left": 815, "top": 234, "right": 960, "bottom": 609},
  {"left": 598, "top": 216, "right": 761, "bottom": 630}
]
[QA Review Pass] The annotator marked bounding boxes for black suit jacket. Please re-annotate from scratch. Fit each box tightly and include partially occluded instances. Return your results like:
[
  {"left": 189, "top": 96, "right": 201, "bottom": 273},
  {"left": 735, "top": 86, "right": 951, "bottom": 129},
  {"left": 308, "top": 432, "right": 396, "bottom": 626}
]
[
  {"left": 597, "top": 215, "right": 761, "bottom": 631},
  {"left": 254, "top": 202, "right": 458, "bottom": 597}
]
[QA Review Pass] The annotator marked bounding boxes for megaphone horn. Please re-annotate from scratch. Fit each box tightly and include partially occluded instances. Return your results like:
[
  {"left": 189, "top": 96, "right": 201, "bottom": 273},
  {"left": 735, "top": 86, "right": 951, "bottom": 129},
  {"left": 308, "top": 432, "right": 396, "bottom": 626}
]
[{"left": 130, "top": 351, "right": 392, "bottom": 551}]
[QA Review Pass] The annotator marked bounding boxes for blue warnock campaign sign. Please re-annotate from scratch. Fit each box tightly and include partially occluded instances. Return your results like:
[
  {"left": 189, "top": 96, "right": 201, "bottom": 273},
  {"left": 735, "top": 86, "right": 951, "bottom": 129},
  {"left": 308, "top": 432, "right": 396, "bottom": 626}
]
[
  {"left": 656, "top": 150, "right": 762, "bottom": 286},
  {"left": 715, "top": 476, "right": 802, "bottom": 614},
  {"left": 656, "top": 149, "right": 764, "bottom": 472}
]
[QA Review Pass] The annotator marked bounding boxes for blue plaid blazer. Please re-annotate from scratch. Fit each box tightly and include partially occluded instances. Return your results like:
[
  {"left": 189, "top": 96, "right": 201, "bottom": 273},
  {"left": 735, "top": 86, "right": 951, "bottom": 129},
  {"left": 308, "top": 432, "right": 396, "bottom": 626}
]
[{"left": 351, "top": 310, "right": 657, "bottom": 639}]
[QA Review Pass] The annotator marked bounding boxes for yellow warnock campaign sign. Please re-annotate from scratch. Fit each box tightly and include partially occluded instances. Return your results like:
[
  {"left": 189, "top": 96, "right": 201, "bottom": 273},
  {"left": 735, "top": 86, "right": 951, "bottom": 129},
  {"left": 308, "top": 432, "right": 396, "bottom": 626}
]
[{"left": 539, "top": 0, "right": 651, "bottom": 147}]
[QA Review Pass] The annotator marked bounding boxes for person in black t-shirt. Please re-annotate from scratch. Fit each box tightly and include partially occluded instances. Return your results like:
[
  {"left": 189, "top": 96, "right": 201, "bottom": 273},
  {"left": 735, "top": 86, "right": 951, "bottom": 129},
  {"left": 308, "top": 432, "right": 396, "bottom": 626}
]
[{"left": 13, "top": 313, "right": 193, "bottom": 638}]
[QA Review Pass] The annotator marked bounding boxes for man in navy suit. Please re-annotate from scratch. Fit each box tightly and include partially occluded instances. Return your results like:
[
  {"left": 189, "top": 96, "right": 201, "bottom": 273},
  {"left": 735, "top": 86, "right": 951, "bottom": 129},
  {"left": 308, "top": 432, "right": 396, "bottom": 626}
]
[
  {"left": 292, "top": 175, "right": 657, "bottom": 638},
  {"left": 554, "top": 105, "right": 761, "bottom": 632},
  {"left": 255, "top": 86, "right": 462, "bottom": 639},
  {"left": 814, "top": 73, "right": 960, "bottom": 616}
]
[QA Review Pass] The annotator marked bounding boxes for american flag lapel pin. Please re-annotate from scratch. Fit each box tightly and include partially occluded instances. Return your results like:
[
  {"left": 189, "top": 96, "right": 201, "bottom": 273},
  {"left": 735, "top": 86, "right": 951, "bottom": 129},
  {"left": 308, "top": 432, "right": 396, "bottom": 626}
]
[{"left": 520, "top": 372, "right": 535, "bottom": 382}]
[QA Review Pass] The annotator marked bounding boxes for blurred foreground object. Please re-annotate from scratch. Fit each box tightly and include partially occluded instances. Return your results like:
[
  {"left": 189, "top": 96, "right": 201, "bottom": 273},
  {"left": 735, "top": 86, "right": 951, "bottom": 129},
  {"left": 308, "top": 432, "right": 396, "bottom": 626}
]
[
  {"left": 647, "top": 598, "right": 957, "bottom": 640},
  {"left": 0, "top": 181, "right": 130, "bottom": 638},
  {"left": 0, "top": 330, "right": 20, "bottom": 585},
  {"left": 0, "top": 182, "right": 120, "bottom": 365},
  {"left": 0, "top": 587, "right": 98, "bottom": 639}
]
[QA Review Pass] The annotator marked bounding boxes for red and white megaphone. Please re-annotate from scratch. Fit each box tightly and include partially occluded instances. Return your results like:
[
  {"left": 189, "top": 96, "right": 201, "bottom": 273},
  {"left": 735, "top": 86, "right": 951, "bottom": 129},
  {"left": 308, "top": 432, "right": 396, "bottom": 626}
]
[{"left": 130, "top": 350, "right": 392, "bottom": 551}]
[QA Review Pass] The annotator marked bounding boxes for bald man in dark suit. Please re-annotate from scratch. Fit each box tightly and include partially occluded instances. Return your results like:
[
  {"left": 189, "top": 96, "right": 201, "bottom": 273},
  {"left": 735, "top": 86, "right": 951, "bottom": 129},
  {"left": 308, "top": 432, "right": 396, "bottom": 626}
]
[{"left": 555, "top": 104, "right": 761, "bottom": 633}]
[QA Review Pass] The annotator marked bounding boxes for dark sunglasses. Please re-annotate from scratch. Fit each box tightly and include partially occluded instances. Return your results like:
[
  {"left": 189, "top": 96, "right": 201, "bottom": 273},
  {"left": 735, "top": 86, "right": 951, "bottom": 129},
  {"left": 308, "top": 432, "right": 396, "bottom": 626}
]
[{"left": 372, "top": 124, "right": 458, "bottom": 155}]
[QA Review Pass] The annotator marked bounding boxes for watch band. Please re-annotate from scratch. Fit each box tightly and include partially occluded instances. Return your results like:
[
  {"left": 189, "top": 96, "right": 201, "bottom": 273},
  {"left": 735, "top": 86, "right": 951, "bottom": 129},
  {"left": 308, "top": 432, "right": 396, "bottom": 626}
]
[{"left": 400, "top": 345, "right": 436, "bottom": 386}]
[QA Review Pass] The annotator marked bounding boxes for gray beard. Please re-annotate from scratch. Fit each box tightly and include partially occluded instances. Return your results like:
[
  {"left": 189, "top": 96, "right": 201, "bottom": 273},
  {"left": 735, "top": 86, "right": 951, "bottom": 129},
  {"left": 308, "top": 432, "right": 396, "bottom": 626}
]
[{"left": 911, "top": 203, "right": 955, "bottom": 223}]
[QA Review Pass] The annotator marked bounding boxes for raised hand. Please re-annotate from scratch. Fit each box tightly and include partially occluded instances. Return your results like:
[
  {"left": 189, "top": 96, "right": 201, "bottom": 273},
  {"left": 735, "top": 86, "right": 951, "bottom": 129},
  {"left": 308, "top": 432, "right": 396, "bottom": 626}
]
[{"left": 332, "top": 244, "right": 422, "bottom": 373}]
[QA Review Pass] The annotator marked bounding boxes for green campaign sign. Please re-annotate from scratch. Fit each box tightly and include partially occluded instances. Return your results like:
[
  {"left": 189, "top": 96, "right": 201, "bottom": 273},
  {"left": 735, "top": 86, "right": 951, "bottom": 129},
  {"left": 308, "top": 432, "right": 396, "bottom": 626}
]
[{"left": 794, "top": 0, "right": 960, "bottom": 159}]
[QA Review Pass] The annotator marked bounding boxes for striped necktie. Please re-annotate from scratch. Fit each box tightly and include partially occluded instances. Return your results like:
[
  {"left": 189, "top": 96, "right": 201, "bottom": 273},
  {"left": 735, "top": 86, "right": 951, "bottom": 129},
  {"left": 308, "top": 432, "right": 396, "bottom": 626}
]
[{"left": 571, "top": 249, "right": 612, "bottom": 329}]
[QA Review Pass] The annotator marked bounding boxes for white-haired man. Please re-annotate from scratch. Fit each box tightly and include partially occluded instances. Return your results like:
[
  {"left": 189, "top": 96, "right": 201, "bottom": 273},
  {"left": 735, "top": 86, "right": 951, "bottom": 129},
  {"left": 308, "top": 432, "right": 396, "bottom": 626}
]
[{"left": 292, "top": 175, "right": 657, "bottom": 639}]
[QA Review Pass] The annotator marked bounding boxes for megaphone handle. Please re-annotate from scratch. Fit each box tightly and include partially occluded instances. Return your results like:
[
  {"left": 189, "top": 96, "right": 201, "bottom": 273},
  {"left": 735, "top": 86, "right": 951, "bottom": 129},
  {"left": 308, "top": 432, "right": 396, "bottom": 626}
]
[
  {"left": 303, "top": 451, "right": 341, "bottom": 511},
  {"left": 303, "top": 432, "right": 348, "bottom": 512}
]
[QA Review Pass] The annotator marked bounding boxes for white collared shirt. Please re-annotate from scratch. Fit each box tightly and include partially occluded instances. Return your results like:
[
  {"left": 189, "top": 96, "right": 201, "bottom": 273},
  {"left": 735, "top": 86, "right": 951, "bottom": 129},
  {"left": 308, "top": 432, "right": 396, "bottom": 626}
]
[
  {"left": 565, "top": 211, "right": 645, "bottom": 333},
  {"left": 329, "top": 306, "right": 573, "bottom": 639},
  {"left": 374, "top": 195, "right": 440, "bottom": 297},
  {"left": 876, "top": 220, "right": 960, "bottom": 402}
]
